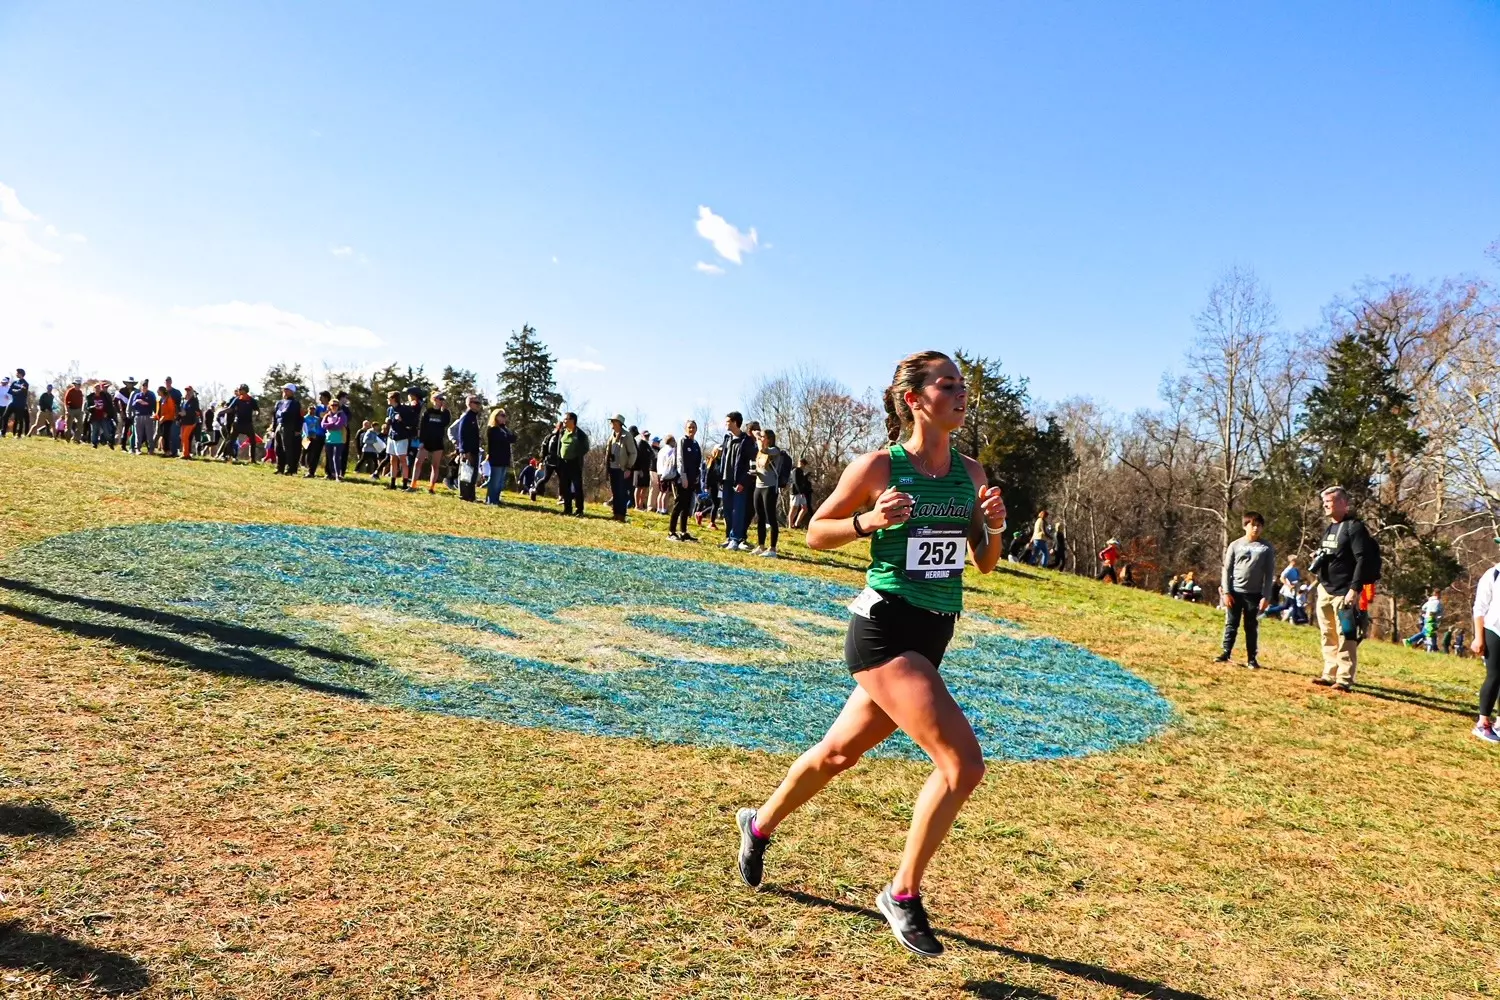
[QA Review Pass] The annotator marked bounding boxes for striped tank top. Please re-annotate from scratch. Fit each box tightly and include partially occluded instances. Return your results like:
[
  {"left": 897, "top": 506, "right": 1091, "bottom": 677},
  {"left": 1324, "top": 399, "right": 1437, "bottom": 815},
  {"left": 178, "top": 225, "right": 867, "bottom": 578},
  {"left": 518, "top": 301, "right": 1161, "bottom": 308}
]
[{"left": 865, "top": 444, "right": 976, "bottom": 614}]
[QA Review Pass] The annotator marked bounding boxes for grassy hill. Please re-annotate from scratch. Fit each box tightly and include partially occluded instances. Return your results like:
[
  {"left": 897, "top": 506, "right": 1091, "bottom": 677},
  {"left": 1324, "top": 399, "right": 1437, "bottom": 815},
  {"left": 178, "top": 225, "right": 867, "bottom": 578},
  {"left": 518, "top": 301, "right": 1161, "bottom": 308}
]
[{"left": 1, "top": 438, "right": 1495, "bottom": 999}]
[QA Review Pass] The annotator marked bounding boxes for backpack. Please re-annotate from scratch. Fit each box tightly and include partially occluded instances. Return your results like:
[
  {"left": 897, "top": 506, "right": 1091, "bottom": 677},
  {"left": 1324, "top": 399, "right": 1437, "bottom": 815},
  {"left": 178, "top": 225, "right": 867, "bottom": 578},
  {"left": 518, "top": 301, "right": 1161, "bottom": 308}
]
[
  {"left": 776, "top": 451, "right": 793, "bottom": 489},
  {"left": 1363, "top": 524, "right": 1382, "bottom": 583}
]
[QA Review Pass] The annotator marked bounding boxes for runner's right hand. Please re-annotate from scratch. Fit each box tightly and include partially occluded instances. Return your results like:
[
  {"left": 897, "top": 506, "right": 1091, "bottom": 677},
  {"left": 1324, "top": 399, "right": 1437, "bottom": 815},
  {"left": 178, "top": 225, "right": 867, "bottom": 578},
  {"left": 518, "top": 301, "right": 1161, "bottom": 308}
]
[{"left": 869, "top": 487, "right": 914, "bottom": 530}]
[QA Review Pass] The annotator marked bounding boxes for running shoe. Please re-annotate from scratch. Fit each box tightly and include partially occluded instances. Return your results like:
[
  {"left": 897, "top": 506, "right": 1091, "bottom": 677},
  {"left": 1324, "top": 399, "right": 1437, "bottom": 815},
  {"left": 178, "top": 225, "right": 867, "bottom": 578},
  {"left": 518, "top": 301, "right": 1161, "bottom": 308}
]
[
  {"left": 1333, "top": 682, "right": 1353, "bottom": 693},
  {"left": 761, "top": 548, "right": 779, "bottom": 558},
  {"left": 667, "top": 532, "right": 681, "bottom": 542},
  {"left": 750, "top": 546, "right": 765, "bottom": 555},
  {"left": 1311, "top": 677, "right": 1333, "bottom": 687},
  {"left": 681, "top": 533, "right": 699, "bottom": 543},
  {"left": 735, "top": 541, "right": 754, "bottom": 552},
  {"left": 1246, "top": 658, "right": 1261, "bottom": 670},
  {"left": 1473, "top": 722, "right": 1500, "bottom": 744},
  {"left": 1212, "top": 653, "right": 1231, "bottom": 663},
  {"left": 719, "top": 540, "right": 734, "bottom": 550},
  {"left": 876, "top": 885, "right": 944, "bottom": 957},
  {"left": 735, "top": 808, "right": 769, "bottom": 887}
]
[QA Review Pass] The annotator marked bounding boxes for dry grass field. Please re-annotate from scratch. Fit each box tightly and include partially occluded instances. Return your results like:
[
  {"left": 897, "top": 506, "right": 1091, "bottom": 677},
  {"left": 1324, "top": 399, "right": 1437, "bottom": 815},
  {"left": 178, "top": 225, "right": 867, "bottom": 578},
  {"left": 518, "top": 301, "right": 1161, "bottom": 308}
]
[{"left": 1, "top": 437, "right": 1497, "bottom": 999}]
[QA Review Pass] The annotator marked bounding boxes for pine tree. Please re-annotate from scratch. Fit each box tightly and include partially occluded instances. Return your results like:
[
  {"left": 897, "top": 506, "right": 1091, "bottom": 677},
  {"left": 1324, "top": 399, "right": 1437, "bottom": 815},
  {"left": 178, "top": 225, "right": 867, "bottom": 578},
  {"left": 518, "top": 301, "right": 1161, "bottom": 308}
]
[
  {"left": 952, "top": 350, "right": 1075, "bottom": 537},
  {"left": 440, "top": 366, "right": 486, "bottom": 407},
  {"left": 496, "top": 325, "right": 563, "bottom": 459},
  {"left": 1301, "top": 331, "right": 1424, "bottom": 514}
]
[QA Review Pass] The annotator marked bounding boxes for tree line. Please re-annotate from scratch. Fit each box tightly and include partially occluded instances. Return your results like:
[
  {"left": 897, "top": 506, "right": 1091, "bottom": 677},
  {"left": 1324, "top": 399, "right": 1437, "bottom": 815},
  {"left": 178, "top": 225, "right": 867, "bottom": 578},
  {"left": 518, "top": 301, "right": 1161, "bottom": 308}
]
[{"left": 1052, "top": 254, "right": 1500, "bottom": 639}]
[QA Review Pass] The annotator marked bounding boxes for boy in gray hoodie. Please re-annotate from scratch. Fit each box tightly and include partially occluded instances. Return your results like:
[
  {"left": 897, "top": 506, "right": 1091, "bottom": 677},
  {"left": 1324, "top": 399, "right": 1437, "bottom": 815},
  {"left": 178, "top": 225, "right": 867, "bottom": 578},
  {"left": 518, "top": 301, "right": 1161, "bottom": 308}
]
[{"left": 1216, "top": 511, "right": 1276, "bottom": 668}]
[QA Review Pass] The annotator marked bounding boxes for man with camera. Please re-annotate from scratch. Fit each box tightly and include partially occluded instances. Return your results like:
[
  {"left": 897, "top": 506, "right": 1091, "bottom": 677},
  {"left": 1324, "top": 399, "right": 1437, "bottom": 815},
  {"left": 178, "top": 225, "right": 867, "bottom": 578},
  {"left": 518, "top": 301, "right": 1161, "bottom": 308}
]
[{"left": 1309, "top": 486, "right": 1379, "bottom": 692}]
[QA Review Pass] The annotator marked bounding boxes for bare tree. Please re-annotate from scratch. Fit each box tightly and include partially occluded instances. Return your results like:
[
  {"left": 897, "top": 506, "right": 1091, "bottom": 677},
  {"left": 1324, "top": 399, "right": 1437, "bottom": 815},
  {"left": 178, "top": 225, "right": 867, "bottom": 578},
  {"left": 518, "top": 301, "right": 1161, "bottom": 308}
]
[
  {"left": 1182, "top": 267, "right": 1282, "bottom": 548},
  {"left": 749, "top": 366, "right": 881, "bottom": 506}
]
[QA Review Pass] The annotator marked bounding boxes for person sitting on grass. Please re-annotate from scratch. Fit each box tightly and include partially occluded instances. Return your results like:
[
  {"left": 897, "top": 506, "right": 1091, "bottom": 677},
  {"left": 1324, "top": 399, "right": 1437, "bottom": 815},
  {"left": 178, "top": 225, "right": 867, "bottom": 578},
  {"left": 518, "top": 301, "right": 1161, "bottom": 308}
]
[
  {"left": 1405, "top": 590, "right": 1443, "bottom": 652},
  {"left": 1215, "top": 511, "right": 1275, "bottom": 669}
]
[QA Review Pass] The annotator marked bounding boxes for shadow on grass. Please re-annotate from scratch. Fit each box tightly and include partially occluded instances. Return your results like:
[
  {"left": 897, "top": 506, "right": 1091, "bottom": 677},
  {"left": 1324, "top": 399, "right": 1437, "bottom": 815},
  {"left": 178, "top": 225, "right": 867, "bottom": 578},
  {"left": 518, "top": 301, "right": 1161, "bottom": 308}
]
[
  {"left": 1265, "top": 663, "right": 1474, "bottom": 718},
  {"left": 766, "top": 887, "right": 1215, "bottom": 1000},
  {"left": 1352, "top": 682, "right": 1474, "bottom": 718},
  {"left": 0, "top": 802, "right": 76, "bottom": 838},
  {"left": 0, "top": 922, "right": 149, "bottom": 995},
  {"left": 963, "top": 982, "right": 1058, "bottom": 1000},
  {"left": 0, "top": 580, "right": 369, "bottom": 700}
]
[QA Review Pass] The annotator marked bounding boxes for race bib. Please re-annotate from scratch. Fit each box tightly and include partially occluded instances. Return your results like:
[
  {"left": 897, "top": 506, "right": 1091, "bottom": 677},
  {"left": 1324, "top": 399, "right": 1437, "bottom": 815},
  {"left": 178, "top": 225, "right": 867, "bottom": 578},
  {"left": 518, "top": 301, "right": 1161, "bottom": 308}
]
[
  {"left": 905, "top": 525, "right": 967, "bottom": 580},
  {"left": 847, "top": 586, "right": 884, "bottom": 619}
]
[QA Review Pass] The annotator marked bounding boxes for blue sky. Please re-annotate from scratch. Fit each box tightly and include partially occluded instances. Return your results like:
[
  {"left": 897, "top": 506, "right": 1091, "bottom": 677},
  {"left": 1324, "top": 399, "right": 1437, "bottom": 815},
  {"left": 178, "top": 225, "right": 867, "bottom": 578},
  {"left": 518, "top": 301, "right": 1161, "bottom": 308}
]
[{"left": 2, "top": 2, "right": 1497, "bottom": 429}]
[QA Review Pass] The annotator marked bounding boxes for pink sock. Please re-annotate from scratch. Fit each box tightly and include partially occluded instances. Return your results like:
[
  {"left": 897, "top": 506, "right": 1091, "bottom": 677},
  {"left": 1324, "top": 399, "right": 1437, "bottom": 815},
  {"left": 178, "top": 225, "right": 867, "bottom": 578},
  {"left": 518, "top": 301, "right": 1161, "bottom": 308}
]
[
  {"left": 892, "top": 889, "right": 918, "bottom": 902},
  {"left": 751, "top": 818, "right": 768, "bottom": 840}
]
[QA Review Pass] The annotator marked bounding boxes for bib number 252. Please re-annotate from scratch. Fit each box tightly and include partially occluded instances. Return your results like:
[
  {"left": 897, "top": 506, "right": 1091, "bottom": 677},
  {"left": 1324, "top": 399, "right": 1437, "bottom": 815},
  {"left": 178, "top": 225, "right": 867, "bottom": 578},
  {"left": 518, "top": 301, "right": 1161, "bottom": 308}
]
[{"left": 904, "top": 526, "right": 966, "bottom": 580}]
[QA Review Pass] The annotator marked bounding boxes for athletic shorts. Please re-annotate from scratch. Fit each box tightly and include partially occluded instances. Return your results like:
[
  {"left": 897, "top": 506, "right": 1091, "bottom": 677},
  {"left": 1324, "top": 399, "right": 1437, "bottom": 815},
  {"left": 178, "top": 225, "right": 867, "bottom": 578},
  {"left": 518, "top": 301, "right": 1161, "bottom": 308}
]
[
  {"left": 634, "top": 470, "right": 651, "bottom": 487},
  {"left": 790, "top": 493, "right": 810, "bottom": 510},
  {"left": 844, "top": 590, "right": 957, "bottom": 673},
  {"left": 419, "top": 442, "right": 445, "bottom": 456},
  {"left": 387, "top": 438, "right": 410, "bottom": 456}
]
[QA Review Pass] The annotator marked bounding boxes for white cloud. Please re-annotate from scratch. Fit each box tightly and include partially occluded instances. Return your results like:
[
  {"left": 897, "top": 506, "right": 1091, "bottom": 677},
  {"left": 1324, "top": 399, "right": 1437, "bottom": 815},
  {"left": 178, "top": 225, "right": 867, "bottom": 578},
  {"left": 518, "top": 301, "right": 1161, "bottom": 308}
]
[
  {"left": 695, "top": 206, "right": 759, "bottom": 264},
  {"left": 0, "top": 221, "right": 63, "bottom": 265},
  {"left": 44, "top": 224, "right": 86, "bottom": 243},
  {"left": 173, "top": 301, "right": 383, "bottom": 349},
  {"left": 694, "top": 261, "right": 725, "bottom": 275},
  {"left": 330, "top": 245, "right": 355, "bottom": 257},
  {"left": 558, "top": 358, "right": 606, "bottom": 373},
  {"left": 0, "top": 182, "right": 39, "bottom": 223}
]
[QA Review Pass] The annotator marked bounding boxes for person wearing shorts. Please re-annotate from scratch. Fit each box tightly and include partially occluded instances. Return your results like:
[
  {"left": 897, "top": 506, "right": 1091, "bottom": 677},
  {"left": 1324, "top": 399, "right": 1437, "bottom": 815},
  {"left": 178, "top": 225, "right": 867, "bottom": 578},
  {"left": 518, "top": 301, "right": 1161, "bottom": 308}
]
[
  {"left": 383, "top": 391, "right": 412, "bottom": 489},
  {"left": 733, "top": 350, "right": 1008, "bottom": 958},
  {"left": 788, "top": 458, "right": 813, "bottom": 529},
  {"left": 413, "top": 391, "right": 451, "bottom": 494}
]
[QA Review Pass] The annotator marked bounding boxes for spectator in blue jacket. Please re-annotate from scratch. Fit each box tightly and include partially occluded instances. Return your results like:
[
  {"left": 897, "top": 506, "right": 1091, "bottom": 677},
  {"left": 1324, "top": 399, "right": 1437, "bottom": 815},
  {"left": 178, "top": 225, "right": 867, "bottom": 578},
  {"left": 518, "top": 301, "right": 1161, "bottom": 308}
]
[
  {"left": 670, "top": 419, "right": 703, "bottom": 541},
  {"left": 718, "top": 411, "right": 757, "bottom": 551},
  {"left": 485, "top": 407, "right": 517, "bottom": 505},
  {"left": 456, "top": 395, "right": 483, "bottom": 502},
  {"left": 272, "top": 384, "right": 302, "bottom": 475}
]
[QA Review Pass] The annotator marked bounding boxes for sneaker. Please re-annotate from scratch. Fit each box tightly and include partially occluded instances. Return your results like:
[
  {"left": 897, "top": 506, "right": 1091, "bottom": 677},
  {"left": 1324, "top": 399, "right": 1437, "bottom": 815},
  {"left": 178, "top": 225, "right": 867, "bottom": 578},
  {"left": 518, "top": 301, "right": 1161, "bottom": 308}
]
[
  {"left": 681, "top": 533, "right": 698, "bottom": 543},
  {"left": 750, "top": 546, "right": 765, "bottom": 555},
  {"left": 876, "top": 885, "right": 944, "bottom": 957},
  {"left": 735, "top": 808, "right": 770, "bottom": 888},
  {"left": 1246, "top": 659, "right": 1261, "bottom": 670},
  {"left": 735, "top": 541, "right": 754, "bottom": 552},
  {"left": 1334, "top": 682, "right": 1353, "bottom": 693},
  {"left": 667, "top": 532, "right": 681, "bottom": 542},
  {"left": 761, "top": 548, "right": 779, "bottom": 558},
  {"left": 1213, "top": 653, "right": 1231, "bottom": 663},
  {"left": 1311, "top": 677, "right": 1334, "bottom": 687},
  {"left": 1473, "top": 722, "right": 1500, "bottom": 744}
]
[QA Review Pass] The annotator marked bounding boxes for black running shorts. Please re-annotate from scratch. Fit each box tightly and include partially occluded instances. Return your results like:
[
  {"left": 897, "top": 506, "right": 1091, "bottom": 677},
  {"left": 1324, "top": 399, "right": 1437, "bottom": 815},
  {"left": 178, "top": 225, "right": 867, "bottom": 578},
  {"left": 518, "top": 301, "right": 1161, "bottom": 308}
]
[{"left": 844, "top": 591, "right": 957, "bottom": 673}]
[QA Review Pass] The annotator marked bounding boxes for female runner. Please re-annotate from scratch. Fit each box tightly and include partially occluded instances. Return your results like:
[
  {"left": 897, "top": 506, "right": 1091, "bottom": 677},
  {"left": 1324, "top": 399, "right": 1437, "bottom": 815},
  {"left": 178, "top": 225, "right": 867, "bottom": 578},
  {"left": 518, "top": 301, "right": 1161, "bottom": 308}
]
[{"left": 735, "top": 350, "right": 1007, "bottom": 957}]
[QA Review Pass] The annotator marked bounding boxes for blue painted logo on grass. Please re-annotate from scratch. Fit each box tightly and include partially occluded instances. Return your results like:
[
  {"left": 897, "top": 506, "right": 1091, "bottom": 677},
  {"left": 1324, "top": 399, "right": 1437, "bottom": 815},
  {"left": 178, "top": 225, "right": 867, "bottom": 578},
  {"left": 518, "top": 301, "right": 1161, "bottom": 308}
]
[{"left": 2, "top": 523, "right": 1173, "bottom": 761}]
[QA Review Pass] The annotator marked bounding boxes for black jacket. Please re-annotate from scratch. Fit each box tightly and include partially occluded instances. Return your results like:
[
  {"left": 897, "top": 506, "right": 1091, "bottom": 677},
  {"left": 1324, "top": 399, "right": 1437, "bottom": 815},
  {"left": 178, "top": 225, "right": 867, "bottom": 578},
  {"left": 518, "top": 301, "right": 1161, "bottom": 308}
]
[
  {"left": 486, "top": 424, "right": 516, "bottom": 466},
  {"left": 1316, "top": 518, "right": 1377, "bottom": 594},
  {"left": 543, "top": 429, "right": 562, "bottom": 467},
  {"left": 679, "top": 437, "right": 703, "bottom": 486},
  {"left": 720, "top": 431, "right": 757, "bottom": 487}
]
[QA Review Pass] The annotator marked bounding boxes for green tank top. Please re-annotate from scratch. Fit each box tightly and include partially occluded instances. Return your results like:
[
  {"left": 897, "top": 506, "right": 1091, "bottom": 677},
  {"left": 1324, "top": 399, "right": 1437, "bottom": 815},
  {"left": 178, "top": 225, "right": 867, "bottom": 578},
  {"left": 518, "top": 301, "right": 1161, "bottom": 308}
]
[{"left": 865, "top": 444, "right": 976, "bottom": 614}]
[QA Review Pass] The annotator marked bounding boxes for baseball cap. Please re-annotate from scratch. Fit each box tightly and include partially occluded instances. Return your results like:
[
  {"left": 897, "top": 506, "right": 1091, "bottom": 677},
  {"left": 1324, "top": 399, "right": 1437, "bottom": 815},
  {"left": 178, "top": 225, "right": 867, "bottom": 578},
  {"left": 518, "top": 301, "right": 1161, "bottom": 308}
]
[{"left": 282, "top": 382, "right": 298, "bottom": 392}]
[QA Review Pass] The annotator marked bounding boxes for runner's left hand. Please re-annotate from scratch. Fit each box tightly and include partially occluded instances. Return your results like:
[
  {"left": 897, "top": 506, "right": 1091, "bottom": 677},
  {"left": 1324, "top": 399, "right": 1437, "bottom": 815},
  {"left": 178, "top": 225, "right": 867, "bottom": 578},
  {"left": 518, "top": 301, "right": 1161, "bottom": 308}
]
[{"left": 978, "top": 485, "right": 1006, "bottom": 528}]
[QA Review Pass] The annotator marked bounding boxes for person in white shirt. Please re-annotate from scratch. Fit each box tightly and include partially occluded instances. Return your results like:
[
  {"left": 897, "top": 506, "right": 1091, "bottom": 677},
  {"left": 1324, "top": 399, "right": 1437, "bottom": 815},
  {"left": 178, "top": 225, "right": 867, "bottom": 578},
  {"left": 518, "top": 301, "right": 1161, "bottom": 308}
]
[{"left": 1469, "top": 563, "right": 1500, "bottom": 743}]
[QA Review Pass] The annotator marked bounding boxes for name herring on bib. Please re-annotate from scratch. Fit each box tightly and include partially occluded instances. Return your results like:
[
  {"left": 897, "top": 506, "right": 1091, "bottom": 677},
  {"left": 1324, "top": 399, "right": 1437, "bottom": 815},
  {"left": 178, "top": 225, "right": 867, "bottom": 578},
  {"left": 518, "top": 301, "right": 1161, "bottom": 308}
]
[{"left": 865, "top": 444, "right": 977, "bottom": 615}]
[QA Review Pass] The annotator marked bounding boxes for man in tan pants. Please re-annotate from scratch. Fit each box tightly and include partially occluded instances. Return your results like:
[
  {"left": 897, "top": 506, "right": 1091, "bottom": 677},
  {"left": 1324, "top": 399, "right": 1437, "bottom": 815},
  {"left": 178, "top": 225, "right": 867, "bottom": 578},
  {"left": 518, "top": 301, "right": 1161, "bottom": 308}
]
[
  {"left": 1314, "top": 583, "right": 1359, "bottom": 688},
  {"left": 1310, "top": 487, "right": 1377, "bottom": 692}
]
